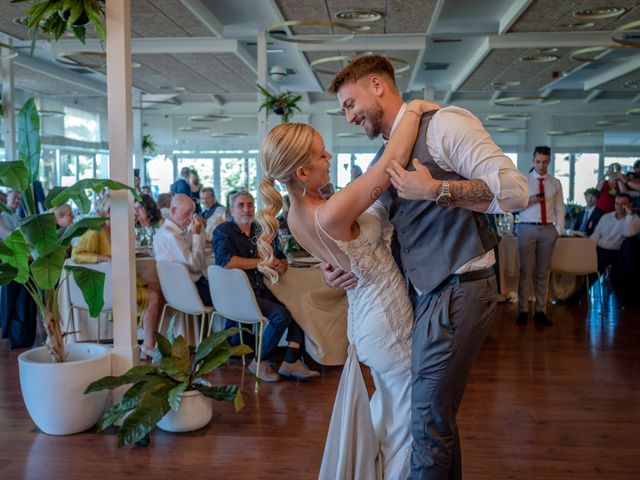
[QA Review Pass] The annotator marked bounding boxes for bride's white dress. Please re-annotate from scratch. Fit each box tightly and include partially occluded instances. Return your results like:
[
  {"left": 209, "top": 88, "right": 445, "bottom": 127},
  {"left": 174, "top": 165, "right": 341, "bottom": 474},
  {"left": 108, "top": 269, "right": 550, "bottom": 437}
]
[{"left": 316, "top": 212, "right": 413, "bottom": 480}]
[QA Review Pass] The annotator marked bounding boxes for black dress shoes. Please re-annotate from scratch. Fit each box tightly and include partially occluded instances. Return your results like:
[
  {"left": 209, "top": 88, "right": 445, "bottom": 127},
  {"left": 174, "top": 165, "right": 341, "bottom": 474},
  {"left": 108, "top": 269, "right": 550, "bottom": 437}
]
[
  {"left": 534, "top": 311, "right": 553, "bottom": 326},
  {"left": 516, "top": 312, "right": 528, "bottom": 326}
]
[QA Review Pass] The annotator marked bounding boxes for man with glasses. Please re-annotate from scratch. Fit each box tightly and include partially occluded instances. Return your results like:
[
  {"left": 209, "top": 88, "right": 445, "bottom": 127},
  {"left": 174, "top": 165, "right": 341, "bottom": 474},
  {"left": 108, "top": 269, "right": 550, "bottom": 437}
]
[{"left": 515, "top": 146, "right": 565, "bottom": 326}]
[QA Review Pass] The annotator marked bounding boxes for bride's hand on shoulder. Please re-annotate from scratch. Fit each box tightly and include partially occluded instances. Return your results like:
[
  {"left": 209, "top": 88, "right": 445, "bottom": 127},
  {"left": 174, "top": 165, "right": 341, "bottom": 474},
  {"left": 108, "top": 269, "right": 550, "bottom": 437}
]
[{"left": 407, "top": 99, "right": 440, "bottom": 116}]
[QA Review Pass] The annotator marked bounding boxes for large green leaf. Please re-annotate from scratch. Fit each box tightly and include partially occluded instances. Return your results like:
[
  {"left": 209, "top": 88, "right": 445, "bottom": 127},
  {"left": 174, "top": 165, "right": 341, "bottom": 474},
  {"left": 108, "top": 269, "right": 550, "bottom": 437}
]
[
  {"left": 193, "top": 343, "right": 234, "bottom": 379},
  {"left": 57, "top": 217, "right": 107, "bottom": 247},
  {"left": 48, "top": 179, "right": 141, "bottom": 214},
  {"left": 118, "top": 393, "right": 171, "bottom": 447},
  {"left": 192, "top": 327, "right": 242, "bottom": 367},
  {"left": 30, "top": 246, "right": 66, "bottom": 290},
  {"left": 85, "top": 365, "right": 159, "bottom": 393},
  {"left": 0, "top": 230, "right": 30, "bottom": 284},
  {"left": 167, "top": 381, "right": 188, "bottom": 411},
  {"left": 159, "top": 357, "right": 190, "bottom": 383},
  {"left": 64, "top": 265, "right": 106, "bottom": 317},
  {"left": 0, "top": 263, "right": 18, "bottom": 286},
  {"left": 0, "top": 242, "right": 12, "bottom": 256},
  {"left": 155, "top": 332, "right": 172, "bottom": 359},
  {"left": 196, "top": 385, "right": 244, "bottom": 412},
  {"left": 171, "top": 335, "right": 189, "bottom": 363},
  {"left": 44, "top": 186, "right": 66, "bottom": 209},
  {"left": 17, "top": 97, "right": 40, "bottom": 183},
  {"left": 0, "top": 161, "right": 30, "bottom": 192},
  {"left": 20, "top": 213, "right": 58, "bottom": 256}
]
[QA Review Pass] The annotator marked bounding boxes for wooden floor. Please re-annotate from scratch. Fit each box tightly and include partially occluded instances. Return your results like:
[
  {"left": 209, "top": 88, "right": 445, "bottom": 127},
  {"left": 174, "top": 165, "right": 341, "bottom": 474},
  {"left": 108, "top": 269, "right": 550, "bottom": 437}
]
[{"left": 1, "top": 299, "right": 639, "bottom": 480}]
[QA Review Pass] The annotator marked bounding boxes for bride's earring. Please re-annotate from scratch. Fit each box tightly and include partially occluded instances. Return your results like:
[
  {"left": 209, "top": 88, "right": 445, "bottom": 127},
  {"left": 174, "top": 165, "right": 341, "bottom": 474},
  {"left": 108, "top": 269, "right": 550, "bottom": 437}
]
[{"left": 303, "top": 182, "right": 308, "bottom": 197}]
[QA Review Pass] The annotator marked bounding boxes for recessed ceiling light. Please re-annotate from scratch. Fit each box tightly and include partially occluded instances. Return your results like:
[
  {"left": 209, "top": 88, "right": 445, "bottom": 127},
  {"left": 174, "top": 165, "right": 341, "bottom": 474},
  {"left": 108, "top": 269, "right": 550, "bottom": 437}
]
[
  {"left": 487, "top": 113, "right": 531, "bottom": 121},
  {"left": 158, "top": 86, "right": 186, "bottom": 92},
  {"left": 626, "top": 108, "right": 640, "bottom": 115},
  {"left": 210, "top": 132, "right": 249, "bottom": 137},
  {"left": 574, "top": 7, "right": 626, "bottom": 20},
  {"left": 335, "top": 10, "right": 383, "bottom": 23},
  {"left": 311, "top": 54, "right": 411, "bottom": 75},
  {"left": 561, "top": 21, "right": 595, "bottom": 29},
  {"left": 494, "top": 127, "right": 527, "bottom": 133},
  {"left": 490, "top": 80, "right": 521, "bottom": 89},
  {"left": 573, "top": 130, "right": 601, "bottom": 136},
  {"left": 537, "top": 48, "right": 559, "bottom": 54},
  {"left": 596, "top": 120, "right": 630, "bottom": 126},
  {"left": 519, "top": 55, "right": 559, "bottom": 63},
  {"left": 325, "top": 108, "right": 345, "bottom": 116},
  {"left": 179, "top": 126, "right": 209, "bottom": 132},
  {"left": 611, "top": 20, "right": 640, "bottom": 47},
  {"left": 569, "top": 46, "right": 622, "bottom": 63},
  {"left": 494, "top": 96, "right": 559, "bottom": 106},
  {"left": 189, "top": 115, "right": 231, "bottom": 122},
  {"left": 546, "top": 130, "right": 566, "bottom": 136}
]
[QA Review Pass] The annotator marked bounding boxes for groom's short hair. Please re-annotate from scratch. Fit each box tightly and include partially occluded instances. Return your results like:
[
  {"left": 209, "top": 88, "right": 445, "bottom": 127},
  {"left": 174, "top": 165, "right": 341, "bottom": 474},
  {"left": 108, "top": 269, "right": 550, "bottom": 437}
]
[{"left": 328, "top": 55, "right": 397, "bottom": 94}]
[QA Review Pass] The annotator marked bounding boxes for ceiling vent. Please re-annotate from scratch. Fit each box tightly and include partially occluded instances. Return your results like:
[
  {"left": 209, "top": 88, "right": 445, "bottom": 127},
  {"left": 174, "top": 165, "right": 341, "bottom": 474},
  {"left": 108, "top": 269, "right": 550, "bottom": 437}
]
[
  {"left": 424, "top": 62, "right": 449, "bottom": 71},
  {"left": 286, "top": 68, "right": 296, "bottom": 75},
  {"left": 432, "top": 38, "right": 462, "bottom": 43}
]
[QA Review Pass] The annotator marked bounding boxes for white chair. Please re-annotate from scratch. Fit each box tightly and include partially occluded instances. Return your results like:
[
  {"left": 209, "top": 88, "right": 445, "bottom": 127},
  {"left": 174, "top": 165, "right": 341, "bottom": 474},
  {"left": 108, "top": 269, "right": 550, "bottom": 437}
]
[
  {"left": 207, "top": 265, "right": 266, "bottom": 392},
  {"left": 550, "top": 238, "right": 600, "bottom": 308},
  {"left": 64, "top": 260, "right": 113, "bottom": 344},
  {"left": 156, "top": 261, "right": 214, "bottom": 347}
]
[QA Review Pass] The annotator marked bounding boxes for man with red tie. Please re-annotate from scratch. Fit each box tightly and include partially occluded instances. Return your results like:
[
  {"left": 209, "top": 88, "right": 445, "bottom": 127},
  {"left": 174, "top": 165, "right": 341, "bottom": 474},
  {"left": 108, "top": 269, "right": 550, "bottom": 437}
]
[{"left": 515, "top": 146, "right": 565, "bottom": 326}]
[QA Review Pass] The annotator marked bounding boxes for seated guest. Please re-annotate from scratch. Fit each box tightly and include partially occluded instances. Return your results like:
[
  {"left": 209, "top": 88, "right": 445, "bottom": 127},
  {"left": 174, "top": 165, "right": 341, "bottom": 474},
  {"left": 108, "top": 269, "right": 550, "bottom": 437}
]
[
  {"left": 53, "top": 203, "right": 75, "bottom": 228},
  {"left": 574, "top": 188, "right": 605, "bottom": 236},
  {"left": 72, "top": 195, "right": 164, "bottom": 357},
  {"left": 170, "top": 167, "right": 191, "bottom": 196},
  {"left": 591, "top": 193, "right": 640, "bottom": 275},
  {"left": 1, "top": 190, "right": 21, "bottom": 238},
  {"left": 153, "top": 194, "right": 211, "bottom": 305},
  {"left": 200, "top": 187, "right": 226, "bottom": 240},
  {"left": 212, "top": 191, "right": 320, "bottom": 382},
  {"left": 157, "top": 193, "right": 172, "bottom": 219},
  {"left": 135, "top": 194, "right": 163, "bottom": 228}
]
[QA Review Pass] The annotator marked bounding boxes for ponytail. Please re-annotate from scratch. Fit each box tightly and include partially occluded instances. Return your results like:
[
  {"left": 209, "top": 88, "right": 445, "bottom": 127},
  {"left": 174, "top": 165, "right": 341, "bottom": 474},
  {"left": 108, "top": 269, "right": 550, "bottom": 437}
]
[{"left": 257, "top": 176, "right": 283, "bottom": 283}]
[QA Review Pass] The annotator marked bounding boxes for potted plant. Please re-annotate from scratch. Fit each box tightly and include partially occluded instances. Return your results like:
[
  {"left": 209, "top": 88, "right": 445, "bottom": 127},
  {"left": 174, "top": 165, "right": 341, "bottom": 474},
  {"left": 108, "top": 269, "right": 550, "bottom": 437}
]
[
  {"left": 12, "top": 0, "right": 106, "bottom": 52},
  {"left": 257, "top": 84, "right": 302, "bottom": 123},
  {"left": 142, "top": 133, "right": 156, "bottom": 157},
  {"left": 85, "top": 329, "right": 250, "bottom": 446},
  {"left": 0, "top": 97, "right": 140, "bottom": 434}
]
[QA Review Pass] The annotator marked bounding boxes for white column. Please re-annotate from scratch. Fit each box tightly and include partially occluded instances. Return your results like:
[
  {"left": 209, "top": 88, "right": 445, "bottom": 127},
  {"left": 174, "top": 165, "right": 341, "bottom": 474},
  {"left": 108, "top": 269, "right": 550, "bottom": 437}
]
[
  {"left": 105, "top": 0, "right": 138, "bottom": 375},
  {"left": 1, "top": 37, "right": 16, "bottom": 162},
  {"left": 256, "top": 30, "right": 267, "bottom": 207},
  {"left": 132, "top": 89, "right": 144, "bottom": 177}
]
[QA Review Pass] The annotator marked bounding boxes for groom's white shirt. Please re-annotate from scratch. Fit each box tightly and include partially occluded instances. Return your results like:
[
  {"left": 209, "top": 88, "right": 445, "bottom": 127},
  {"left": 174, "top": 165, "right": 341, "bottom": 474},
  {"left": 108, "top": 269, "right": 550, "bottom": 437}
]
[{"left": 379, "top": 103, "right": 528, "bottom": 274}]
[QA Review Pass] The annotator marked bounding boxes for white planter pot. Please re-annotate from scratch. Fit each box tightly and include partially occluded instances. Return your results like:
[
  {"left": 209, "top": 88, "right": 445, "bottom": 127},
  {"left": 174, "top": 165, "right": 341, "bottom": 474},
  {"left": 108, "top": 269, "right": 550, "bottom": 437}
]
[
  {"left": 18, "top": 343, "right": 112, "bottom": 435},
  {"left": 157, "top": 390, "right": 213, "bottom": 432}
]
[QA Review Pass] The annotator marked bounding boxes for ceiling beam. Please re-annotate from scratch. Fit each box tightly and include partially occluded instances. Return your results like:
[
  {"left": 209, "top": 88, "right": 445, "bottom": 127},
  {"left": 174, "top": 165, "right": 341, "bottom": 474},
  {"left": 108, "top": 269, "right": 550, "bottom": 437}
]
[
  {"left": 178, "top": 0, "right": 224, "bottom": 37},
  {"left": 296, "top": 34, "right": 426, "bottom": 52},
  {"left": 633, "top": 93, "right": 640, "bottom": 103},
  {"left": 450, "top": 37, "right": 491, "bottom": 92},
  {"left": 499, "top": 0, "right": 534, "bottom": 34},
  {"left": 584, "top": 90, "right": 602, "bottom": 103},
  {"left": 491, "top": 91, "right": 502, "bottom": 103},
  {"left": 443, "top": 90, "right": 452, "bottom": 105},
  {"left": 49, "top": 37, "right": 241, "bottom": 55},
  {"left": 584, "top": 56, "right": 640, "bottom": 90},
  {"left": 489, "top": 31, "right": 617, "bottom": 49}
]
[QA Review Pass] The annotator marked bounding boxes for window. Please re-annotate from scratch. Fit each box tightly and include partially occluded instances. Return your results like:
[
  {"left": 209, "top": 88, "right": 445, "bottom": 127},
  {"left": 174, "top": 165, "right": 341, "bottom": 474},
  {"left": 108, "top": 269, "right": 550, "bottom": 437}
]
[
  {"left": 554, "top": 153, "right": 571, "bottom": 202},
  {"left": 573, "top": 154, "right": 599, "bottom": 205},
  {"left": 146, "top": 155, "right": 174, "bottom": 195},
  {"left": 63, "top": 107, "right": 100, "bottom": 142}
]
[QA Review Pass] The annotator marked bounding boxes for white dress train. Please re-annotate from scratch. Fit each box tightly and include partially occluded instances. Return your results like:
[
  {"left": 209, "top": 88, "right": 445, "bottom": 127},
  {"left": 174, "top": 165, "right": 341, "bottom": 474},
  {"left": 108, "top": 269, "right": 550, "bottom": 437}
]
[{"left": 316, "top": 212, "right": 413, "bottom": 480}]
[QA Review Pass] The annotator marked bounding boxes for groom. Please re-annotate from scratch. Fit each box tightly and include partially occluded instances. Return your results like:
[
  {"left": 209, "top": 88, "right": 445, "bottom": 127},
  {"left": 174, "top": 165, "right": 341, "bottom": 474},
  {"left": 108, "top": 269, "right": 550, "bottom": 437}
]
[{"left": 323, "top": 55, "right": 528, "bottom": 479}]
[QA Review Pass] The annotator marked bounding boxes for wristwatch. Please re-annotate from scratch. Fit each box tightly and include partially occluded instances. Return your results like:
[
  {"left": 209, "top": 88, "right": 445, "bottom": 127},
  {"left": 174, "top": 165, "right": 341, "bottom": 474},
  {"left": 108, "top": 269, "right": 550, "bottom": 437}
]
[{"left": 435, "top": 181, "right": 453, "bottom": 207}]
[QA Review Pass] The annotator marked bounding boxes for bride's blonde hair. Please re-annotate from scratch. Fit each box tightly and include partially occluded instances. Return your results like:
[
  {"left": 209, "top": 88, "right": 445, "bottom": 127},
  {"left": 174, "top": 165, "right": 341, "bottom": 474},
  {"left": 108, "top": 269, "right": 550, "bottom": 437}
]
[{"left": 257, "top": 123, "right": 315, "bottom": 283}]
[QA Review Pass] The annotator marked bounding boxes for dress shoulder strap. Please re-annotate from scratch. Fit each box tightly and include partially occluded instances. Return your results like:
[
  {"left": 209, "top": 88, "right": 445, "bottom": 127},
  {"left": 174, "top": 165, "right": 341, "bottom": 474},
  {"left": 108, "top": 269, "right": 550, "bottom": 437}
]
[{"left": 314, "top": 208, "right": 350, "bottom": 272}]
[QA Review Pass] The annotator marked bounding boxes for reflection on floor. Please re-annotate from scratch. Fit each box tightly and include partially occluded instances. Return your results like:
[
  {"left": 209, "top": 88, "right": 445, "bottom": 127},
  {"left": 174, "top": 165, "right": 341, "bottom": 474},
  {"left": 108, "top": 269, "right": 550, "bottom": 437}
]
[{"left": 1, "top": 294, "right": 639, "bottom": 480}]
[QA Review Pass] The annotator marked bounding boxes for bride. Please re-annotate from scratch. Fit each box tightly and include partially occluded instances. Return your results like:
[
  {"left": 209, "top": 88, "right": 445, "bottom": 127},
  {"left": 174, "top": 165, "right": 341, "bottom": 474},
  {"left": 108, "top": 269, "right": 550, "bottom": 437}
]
[{"left": 256, "top": 99, "right": 436, "bottom": 479}]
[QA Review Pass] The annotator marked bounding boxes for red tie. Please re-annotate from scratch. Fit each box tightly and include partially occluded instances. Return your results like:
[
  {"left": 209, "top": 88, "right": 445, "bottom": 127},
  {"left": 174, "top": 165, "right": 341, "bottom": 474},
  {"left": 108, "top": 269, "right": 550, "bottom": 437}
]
[{"left": 538, "top": 177, "right": 547, "bottom": 224}]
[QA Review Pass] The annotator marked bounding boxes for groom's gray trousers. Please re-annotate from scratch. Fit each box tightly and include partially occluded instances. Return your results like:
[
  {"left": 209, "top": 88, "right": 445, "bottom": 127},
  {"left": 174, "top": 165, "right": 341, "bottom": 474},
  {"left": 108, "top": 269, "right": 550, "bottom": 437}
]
[{"left": 409, "top": 269, "right": 497, "bottom": 480}]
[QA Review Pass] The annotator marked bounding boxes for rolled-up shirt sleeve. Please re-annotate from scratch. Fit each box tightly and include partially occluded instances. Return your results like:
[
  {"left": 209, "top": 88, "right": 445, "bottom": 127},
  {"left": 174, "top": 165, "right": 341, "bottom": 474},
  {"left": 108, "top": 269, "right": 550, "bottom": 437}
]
[{"left": 427, "top": 107, "right": 529, "bottom": 214}]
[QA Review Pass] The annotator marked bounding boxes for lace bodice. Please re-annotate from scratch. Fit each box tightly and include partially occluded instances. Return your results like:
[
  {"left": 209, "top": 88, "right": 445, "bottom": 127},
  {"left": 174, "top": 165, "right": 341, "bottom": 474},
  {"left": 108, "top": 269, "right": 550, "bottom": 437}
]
[{"left": 315, "top": 211, "right": 412, "bottom": 369}]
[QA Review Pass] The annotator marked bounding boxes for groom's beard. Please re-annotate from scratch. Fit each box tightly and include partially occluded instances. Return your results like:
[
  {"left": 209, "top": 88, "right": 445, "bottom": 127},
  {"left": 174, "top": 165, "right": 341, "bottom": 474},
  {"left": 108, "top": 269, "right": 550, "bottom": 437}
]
[{"left": 362, "top": 104, "right": 384, "bottom": 140}]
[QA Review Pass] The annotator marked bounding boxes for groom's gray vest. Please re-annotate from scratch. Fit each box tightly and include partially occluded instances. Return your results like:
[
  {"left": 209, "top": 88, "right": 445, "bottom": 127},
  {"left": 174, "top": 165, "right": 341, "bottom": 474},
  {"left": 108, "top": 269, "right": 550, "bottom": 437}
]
[{"left": 375, "top": 110, "right": 498, "bottom": 294}]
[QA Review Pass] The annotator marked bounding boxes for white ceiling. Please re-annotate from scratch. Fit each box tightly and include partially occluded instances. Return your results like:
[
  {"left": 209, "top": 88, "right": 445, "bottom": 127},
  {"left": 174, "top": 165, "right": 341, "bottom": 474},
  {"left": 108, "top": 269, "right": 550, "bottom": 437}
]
[{"left": 1, "top": 0, "right": 639, "bottom": 152}]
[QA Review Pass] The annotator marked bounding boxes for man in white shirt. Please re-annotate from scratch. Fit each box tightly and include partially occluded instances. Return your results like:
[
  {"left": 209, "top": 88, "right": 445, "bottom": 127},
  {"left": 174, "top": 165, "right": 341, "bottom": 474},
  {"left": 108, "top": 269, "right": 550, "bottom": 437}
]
[
  {"left": 515, "top": 146, "right": 565, "bottom": 327},
  {"left": 590, "top": 193, "right": 640, "bottom": 274},
  {"left": 573, "top": 188, "right": 604, "bottom": 236},
  {"left": 0, "top": 190, "right": 21, "bottom": 240},
  {"left": 153, "top": 194, "right": 211, "bottom": 305}
]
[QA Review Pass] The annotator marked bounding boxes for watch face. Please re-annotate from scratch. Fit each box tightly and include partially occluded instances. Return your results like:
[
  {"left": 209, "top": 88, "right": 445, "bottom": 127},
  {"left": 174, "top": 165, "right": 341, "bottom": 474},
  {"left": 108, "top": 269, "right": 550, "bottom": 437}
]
[{"left": 436, "top": 195, "right": 453, "bottom": 207}]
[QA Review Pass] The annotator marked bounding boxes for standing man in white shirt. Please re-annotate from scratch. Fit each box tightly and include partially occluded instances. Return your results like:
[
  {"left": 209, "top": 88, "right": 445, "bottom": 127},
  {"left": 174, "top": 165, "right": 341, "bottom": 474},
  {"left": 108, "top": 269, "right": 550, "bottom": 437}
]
[
  {"left": 153, "top": 194, "right": 211, "bottom": 305},
  {"left": 323, "top": 55, "right": 528, "bottom": 479},
  {"left": 516, "top": 146, "right": 565, "bottom": 327}
]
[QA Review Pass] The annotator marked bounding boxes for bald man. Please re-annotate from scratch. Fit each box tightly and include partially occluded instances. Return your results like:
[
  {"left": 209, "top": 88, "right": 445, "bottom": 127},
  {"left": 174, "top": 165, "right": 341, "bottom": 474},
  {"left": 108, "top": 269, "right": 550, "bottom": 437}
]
[{"left": 153, "top": 194, "right": 211, "bottom": 305}]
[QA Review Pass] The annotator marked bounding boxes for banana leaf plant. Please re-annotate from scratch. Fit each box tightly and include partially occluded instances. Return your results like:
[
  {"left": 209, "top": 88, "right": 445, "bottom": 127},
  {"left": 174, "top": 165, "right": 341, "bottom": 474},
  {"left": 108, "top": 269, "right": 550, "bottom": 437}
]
[
  {"left": 0, "top": 97, "right": 140, "bottom": 362},
  {"left": 85, "top": 329, "right": 250, "bottom": 447}
]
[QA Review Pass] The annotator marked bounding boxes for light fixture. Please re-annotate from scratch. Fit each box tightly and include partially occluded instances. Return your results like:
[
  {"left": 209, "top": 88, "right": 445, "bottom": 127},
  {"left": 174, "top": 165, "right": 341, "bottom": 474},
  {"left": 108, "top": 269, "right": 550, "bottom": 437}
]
[
  {"left": 179, "top": 126, "right": 210, "bottom": 132},
  {"left": 209, "top": 132, "right": 249, "bottom": 137},
  {"left": 267, "top": 20, "right": 360, "bottom": 44},
  {"left": 611, "top": 20, "right": 640, "bottom": 48},
  {"left": 158, "top": 86, "right": 186, "bottom": 92},
  {"left": 325, "top": 108, "right": 345, "bottom": 116},
  {"left": 310, "top": 54, "right": 410, "bottom": 75},
  {"left": 596, "top": 119, "right": 630, "bottom": 126},
  {"left": 561, "top": 21, "right": 595, "bottom": 29},
  {"left": 0, "top": 42, "right": 18, "bottom": 60},
  {"left": 519, "top": 54, "right": 558, "bottom": 63},
  {"left": 537, "top": 48, "right": 559, "bottom": 54},
  {"left": 490, "top": 80, "right": 521, "bottom": 89},
  {"left": 546, "top": 130, "right": 566, "bottom": 136},
  {"left": 38, "top": 110, "right": 65, "bottom": 118},
  {"left": 494, "top": 127, "right": 527, "bottom": 133},
  {"left": 189, "top": 115, "right": 231, "bottom": 122},
  {"left": 337, "top": 132, "right": 365, "bottom": 138},
  {"left": 269, "top": 65, "right": 288, "bottom": 82},
  {"left": 626, "top": 108, "right": 640, "bottom": 115},
  {"left": 574, "top": 7, "right": 626, "bottom": 20},
  {"left": 335, "top": 10, "right": 383, "bottom": 23},
  {"left": 494, "top": 96, "right": 559, "bottom": 106},
  {"left": 487, "top": 113, "right": 530, "bottom": 121}
]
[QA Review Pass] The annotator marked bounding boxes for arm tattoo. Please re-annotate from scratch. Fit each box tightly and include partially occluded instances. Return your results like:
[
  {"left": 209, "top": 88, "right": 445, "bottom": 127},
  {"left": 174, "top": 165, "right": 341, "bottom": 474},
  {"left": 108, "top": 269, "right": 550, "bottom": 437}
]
[
  {"left": 449, "top": 179, "right": 493, "bottom": 212},
  {"left": 370, "top": 186, "right": 383, "bottom": 201}
]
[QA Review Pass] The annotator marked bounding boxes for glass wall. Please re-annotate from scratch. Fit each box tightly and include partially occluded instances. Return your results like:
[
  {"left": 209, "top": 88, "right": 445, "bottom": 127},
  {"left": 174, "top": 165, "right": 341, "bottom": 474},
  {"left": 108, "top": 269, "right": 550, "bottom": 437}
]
[{"left": 554, "top": 153, "right": 601, "bottom": 205}]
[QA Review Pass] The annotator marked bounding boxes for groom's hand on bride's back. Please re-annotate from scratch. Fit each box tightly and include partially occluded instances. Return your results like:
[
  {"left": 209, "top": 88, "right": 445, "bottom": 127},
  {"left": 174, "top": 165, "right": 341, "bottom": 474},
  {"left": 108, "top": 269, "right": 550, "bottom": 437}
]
[{"left": 321, "top": 263, "right": 358, "bottom": 290}]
